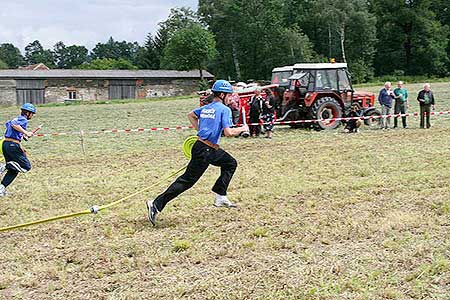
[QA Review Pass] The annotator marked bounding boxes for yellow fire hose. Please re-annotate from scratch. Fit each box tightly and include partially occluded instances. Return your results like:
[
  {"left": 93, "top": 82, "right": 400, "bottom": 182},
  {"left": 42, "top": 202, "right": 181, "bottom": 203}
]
[{"left": 0, "top": 136, "right": 197, "bottom": 233}]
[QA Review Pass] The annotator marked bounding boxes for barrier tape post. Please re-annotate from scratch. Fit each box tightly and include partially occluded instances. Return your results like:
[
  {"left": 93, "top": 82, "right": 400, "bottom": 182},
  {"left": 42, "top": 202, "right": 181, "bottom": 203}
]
[{"left": 80, "top": 129, "right": 86, "bottom": 156}]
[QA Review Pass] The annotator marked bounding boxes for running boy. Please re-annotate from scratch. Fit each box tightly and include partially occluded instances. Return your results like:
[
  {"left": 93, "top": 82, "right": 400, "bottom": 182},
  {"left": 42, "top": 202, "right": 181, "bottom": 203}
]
[
  {"left": 146, "top": 80, "right": 249, "bottom": 226},
  {"left": 0, "top": 103, "right": 37, "bottom": 196}
]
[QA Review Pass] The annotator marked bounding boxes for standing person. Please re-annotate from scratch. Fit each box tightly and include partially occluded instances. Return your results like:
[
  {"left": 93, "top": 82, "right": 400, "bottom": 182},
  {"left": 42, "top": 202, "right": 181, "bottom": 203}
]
[
  {"left": 0, "top": 103, "right": 37, "bottom": 196},
  {"left": 261, "top": 89, "right": 275, "bottom": 139},
  {"left": 229, "top": 87, "right": 241, "bottom": 125},
  {"left": 249, "top": 87, "right": 263, "bottom": 137},
  {"left": 417, "top": 83, "right": 435, "bottom": 129},
  {"left": 393, "top": 81, "right": 409, "bottom": 128},
  {"left": 146, "top": 80, "right": 249, "bottom": 226},
  {"left": 378, "top": 82, "right": 395, "bottom": 129}
]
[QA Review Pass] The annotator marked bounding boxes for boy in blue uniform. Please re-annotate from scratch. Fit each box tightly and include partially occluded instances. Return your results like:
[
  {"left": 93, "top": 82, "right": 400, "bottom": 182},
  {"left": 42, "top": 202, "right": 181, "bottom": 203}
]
[
  {"left": 146, "top": 80, "right": 249, "bottom": 226},
  {"left": 0, "top": 103, "right": 37, "bottom": 197}
]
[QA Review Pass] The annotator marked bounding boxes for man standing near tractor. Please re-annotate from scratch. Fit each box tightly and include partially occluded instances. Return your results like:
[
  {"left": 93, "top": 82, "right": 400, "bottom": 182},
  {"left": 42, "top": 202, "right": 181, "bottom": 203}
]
[
  {"left": 393, "top": 81, "right": 409, "bottom": 129},
  {"left": 146, "top": 80, "right": 249, "bottom": 226},
  {"left": 378, "top": 82, "right": 395, "bottom": 129}
]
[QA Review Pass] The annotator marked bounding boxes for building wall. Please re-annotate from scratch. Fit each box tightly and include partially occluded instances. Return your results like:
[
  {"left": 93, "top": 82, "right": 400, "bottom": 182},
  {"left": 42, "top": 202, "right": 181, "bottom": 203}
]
[
  {"left": 137, "top": 78, "right": 199, "bottom": 98},
  {"left": 0, "top": 80, "right": 17, "bottom": 106},
  {"left": 0, "top": 77, "right": 202, "bottom": 105},
  {"left": 45, "top": 79, "right": 108, "bottom": 102}
]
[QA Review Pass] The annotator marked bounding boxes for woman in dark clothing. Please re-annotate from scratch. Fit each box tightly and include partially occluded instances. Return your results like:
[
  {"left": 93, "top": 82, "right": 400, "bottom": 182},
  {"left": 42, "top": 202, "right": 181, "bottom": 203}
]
[
  {"left": 249, "top": 88, "right": 263, "bottom": 137},
  {"left": 261, "top": 89, "right": 275, "bottom": 138}
]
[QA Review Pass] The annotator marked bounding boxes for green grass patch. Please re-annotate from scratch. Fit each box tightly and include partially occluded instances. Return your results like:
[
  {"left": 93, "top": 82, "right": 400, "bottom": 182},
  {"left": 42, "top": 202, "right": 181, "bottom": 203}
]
[{"left": 0, "top": 81, "right": 450, "bottom": 299}]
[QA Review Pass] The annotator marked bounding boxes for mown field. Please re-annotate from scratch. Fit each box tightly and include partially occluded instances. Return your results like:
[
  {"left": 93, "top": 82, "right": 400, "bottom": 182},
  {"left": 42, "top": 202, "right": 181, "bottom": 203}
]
[{"left": 0, "top": 82, "right": 450, "bottom": 299}]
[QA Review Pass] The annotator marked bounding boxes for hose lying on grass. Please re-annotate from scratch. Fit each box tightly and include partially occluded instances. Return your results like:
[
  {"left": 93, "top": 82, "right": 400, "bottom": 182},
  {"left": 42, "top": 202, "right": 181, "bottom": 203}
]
[{"left": 0, "top": 136, "right": 197, "bottom": 233}]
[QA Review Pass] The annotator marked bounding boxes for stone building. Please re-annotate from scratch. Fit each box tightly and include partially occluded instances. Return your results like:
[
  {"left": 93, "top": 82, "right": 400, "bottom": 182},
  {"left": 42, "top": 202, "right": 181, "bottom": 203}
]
[{"left": 0, "top": 69, "right": 214, "bottom": 106}]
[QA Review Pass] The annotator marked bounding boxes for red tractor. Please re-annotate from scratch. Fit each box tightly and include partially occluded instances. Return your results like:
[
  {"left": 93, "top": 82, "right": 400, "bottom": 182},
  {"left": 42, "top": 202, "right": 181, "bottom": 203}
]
[
  {"left": 199, "top": 63, "right": 379, "bottom": 130},
  {"left": 276, "top": 63, "right": 380, "bottom": 130}
]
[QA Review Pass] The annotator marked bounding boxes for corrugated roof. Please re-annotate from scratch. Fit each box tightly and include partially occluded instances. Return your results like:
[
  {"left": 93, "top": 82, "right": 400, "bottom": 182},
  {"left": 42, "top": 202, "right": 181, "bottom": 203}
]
[
  {"left": 293, "top": 63, "right": 348, "bottom": 70},
  {"left": 0, "top": 69, "right": 214, "bottom": 79}
]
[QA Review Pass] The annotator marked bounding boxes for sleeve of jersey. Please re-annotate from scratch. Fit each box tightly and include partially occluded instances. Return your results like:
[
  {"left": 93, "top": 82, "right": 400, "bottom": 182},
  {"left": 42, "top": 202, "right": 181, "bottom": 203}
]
[
  {"left": 193, "top": 107, "right": 202, "bottom": 117},
  {"left": 222, "top": 107, "right": 233, "bottom": 129},
  {"left": 11, "top": 117, "right": 27, "bottom": 129}
]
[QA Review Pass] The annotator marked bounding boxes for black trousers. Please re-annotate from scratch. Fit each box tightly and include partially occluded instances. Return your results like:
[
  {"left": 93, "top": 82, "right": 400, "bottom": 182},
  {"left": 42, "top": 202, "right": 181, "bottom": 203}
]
[
  {"left": 153, "top": 141, "right": 237, "bottom": 212},
  {"left": 420, "top": 104, "right": 431, "bottom": 128},
  {"left": 394, "top": 101, "right": 407, "bottom": 128},
  {"left": 2, "top": 141, "right": 32, "bottom": 187}
]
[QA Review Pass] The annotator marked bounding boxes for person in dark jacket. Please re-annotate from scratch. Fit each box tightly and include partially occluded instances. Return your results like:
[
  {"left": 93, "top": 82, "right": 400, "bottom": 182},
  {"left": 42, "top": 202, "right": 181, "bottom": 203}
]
[
  {"left": 343, "top": 102, "right": 362, "bottom": 133},
  {"left": 261, "top": 89, "right": 275, "bottom": 139},
  {"left": 378, "top": 82, "right": 395, "bottom": 129},
  {"left": 417, "top": 83, "right": 435, "bottom": 129},
  {"left": 249, "top": 87, "right": 263, "bottom": 137}
]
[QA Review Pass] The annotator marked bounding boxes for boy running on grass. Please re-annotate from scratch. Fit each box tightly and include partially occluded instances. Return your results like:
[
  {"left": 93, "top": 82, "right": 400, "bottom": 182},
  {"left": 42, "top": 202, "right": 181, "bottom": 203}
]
[
  {"left": 146, "top": 80, "right": 249, "bottom": 226},
  {"left": 0, "top": 103, "right": 37, "bottom": 196}
]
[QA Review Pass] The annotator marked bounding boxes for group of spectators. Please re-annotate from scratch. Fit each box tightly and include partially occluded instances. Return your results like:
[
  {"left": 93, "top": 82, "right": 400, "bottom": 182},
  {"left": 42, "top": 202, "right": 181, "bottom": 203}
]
[
  {"left": 378, "top": 81, "right": 436, "bottom": 130},
  {"left": 226, "top": 83, "right": 276, "bottom": 139}
]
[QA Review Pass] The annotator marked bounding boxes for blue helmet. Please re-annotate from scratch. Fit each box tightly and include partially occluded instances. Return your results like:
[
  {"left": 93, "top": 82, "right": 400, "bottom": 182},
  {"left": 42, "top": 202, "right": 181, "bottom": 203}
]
[
  {"left": 21, "top": 103, "right": 36, "bottom": 113},
  {"left": 211, "top": 80, "right": 233, "bottom": 94}
]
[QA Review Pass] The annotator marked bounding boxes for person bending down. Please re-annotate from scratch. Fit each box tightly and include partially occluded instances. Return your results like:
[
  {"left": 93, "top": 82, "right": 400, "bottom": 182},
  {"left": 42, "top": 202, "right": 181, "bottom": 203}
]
[
  {"left": 146, "top": 80, "right": 249, "bottom": 226},
  {"left": 344, "top": 103, "right": 362, "bottom": 133}
]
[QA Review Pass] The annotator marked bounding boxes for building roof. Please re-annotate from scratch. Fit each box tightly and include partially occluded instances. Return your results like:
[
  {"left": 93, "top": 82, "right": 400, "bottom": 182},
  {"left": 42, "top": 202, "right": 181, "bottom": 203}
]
[
  {"left": 18, "top": 63, "right": 50, "bottom": 71},
  {"left": 0, "top": 69, "right": 214, "bottom": 79}
]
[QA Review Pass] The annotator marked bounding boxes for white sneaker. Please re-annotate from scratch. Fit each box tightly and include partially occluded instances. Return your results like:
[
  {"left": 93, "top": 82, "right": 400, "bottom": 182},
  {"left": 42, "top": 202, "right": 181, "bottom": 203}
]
[
  {"left": 0, "top": 163, "right": 5, "bottom": 174},
  {"left": 0, "top": 184, "right": 6, "bottom": 197},
  {"left": 214, "top": 194, "right": 237, "bottom": 208}
]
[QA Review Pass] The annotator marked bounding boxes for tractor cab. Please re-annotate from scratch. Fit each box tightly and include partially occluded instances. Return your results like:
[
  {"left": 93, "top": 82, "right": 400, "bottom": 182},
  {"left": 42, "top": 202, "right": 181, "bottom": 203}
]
[
  {"left": 271, "top": 66, "right": 294, "bottom": 88},
  {"left": 279, "top": 63, "right": 379, "bottom": 130}
]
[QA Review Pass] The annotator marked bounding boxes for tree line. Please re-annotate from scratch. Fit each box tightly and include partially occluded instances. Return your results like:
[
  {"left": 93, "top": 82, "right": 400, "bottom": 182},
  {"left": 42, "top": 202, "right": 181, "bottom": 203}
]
[{"left": 0, "top": 1, "right": 449, "bottom": 83}]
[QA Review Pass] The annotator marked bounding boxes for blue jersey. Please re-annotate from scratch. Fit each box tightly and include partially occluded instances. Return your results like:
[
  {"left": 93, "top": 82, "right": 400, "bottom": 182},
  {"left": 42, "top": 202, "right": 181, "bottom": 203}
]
[
  {"left": 5, "top": 115, "right": 28, "bottom": 140},
  {"left": 193, "top": 101, "right": 233, "bottom": 145}
]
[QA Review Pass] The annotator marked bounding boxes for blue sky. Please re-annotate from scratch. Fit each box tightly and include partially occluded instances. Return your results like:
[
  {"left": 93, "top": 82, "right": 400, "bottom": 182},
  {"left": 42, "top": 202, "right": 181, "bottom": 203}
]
[{"left": 0, "top": 0, "right": 197, "bottom": 51}]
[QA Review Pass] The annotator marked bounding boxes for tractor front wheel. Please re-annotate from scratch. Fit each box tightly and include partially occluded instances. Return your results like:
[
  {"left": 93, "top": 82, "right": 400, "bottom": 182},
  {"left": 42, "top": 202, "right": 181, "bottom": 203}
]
[
  {"left": 310, "top": 97, "right": 342, "bottom": 130},
  {"left": 363, "top": 109, "right": 382, "bottom": 128}
]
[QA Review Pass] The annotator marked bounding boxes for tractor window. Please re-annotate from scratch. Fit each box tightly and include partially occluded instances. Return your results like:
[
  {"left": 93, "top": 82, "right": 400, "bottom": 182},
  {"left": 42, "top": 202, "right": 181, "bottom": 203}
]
[
  {"left": 316, "top": 70, "right": 338, "bottom": 90},
  {"left": 272, "top": 71, "right": 293, "bottom": 85},
  {"left": 338, "top": 69, "right": 352, "bottom": 91}
]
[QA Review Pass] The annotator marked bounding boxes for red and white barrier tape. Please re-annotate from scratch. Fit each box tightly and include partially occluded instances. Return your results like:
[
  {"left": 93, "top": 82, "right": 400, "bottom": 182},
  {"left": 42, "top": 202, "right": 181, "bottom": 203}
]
[
  {"left": 32, "top": 125, "right": 195, "bottom": 137},
  {"left": 1, "top": 111, "right": 449, "bottom": 138},
  {"left": 247, "top": 111, "right": 450, "bottom": 126}
]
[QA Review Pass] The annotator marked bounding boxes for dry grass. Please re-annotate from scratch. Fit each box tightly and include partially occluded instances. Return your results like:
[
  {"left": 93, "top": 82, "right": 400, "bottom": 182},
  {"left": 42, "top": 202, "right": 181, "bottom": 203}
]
[{"left": 0, "top": 83, "right": 450, "bottom": 299}]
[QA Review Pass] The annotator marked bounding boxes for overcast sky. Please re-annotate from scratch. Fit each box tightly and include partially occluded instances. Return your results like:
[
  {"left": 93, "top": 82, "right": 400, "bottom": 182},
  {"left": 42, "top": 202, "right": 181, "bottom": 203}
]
[{"left": 0, "top": 0, "right": 197, "bottom": 52}]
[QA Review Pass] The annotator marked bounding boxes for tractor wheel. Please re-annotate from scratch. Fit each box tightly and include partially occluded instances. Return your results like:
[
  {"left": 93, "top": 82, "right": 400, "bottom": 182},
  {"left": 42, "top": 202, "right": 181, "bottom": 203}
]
[
  {"left": 310, "top": 97, "right": 342, "bottom": 130},
  {"left": 363, "top": 110, "right": 382, "bottom": 128}
]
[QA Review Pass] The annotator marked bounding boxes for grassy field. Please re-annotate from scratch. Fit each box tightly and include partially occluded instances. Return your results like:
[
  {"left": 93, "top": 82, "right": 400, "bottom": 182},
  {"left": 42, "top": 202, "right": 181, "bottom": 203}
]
[{"left": 0, "top": 82, "right": 450, "bottom": 299}]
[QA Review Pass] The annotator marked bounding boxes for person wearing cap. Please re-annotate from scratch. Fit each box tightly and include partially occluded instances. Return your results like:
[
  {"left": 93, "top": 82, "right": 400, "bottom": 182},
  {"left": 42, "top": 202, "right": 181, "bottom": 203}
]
[
  {"left": 0, "top": 103, "right": 37, "bottom": 197},
  {"left": 146, "top": 80, "right": 249, "bottom": 226},
  {"left": 393, "top": 81, "right": 409, "bottom": 128}
]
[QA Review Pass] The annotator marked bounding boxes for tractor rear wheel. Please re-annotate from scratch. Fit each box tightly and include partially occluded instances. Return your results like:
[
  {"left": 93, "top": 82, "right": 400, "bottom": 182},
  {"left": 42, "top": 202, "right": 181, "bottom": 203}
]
[{"left": 310, "top": 97, "right": 342, "bottom": 130}]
